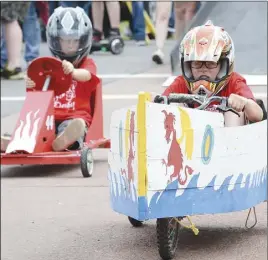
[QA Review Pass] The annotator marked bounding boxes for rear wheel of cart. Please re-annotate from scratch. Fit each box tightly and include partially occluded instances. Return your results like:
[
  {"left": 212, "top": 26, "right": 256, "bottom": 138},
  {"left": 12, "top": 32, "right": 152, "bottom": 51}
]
[
  {"left": 80, "top": 147, "right": 94, "bottom": 178},
  {"left": 128, "top": 216, "right": 143, "bottom": 227}
]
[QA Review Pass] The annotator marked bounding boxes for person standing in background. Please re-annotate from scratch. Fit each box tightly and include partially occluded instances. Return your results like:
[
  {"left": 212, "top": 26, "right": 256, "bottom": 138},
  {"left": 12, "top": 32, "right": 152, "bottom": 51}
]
[
  {"left": 151, "top": 0, "right": 172, "bottom": 65},
  {"left": 91, "top": 1, "right": 121, "bottom": 42},
  {"left": 131, "top": 1, "right": 147, "bottom": 46},
  {"left": 1, "top": 1, "right": 30, "bottom": 79},
  {"left": 174, "top": 1, "right": 197, "bottom": 40},
  {"left": 59, "top": 1, "right": 91, "bottom": 15},
  {"left": 1, "top": 1, "right": 41, "bottom": 76},
  {"left": 152, "top": 1, "right": 197, "bottom": 65}
]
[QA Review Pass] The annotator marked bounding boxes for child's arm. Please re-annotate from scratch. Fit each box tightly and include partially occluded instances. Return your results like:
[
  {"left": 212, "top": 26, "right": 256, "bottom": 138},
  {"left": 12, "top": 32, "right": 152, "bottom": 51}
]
[
  {"left": 244, "top": 98, "right": 264, "bottom": 122},
  {"left": 228, "top": 94, "right": 263, "bottom": 122},
  {"left": 229, "top": 77, "right": 264, "bottom": 122},
  {"left": 62, "top": 60, "right": 91, "bottom": 82},
  {"left": 72, "top": 68, "right": 91, "bottom": 82}
]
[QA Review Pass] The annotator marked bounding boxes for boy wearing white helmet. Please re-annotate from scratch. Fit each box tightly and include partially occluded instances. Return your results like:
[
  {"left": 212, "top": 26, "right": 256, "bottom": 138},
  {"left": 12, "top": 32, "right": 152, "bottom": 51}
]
[{"left": 163, "top": 21, "right": 263, "bottom": 125}]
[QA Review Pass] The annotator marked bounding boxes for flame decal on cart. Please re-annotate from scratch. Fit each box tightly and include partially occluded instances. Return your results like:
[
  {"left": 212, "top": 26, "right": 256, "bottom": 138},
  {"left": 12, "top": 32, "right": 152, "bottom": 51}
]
[{"left": 6, "top": 110, "right": 41, "bottom": 154}]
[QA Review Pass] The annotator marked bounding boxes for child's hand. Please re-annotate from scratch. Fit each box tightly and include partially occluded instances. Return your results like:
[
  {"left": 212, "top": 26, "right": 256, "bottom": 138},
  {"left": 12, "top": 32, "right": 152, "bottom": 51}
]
[
  {"left": 62, "top": 60, "right": 74, "bottom": 75},
  {"left": 228, "top": 93, "right": 248, "bottom": 112},
  {"left": 25, "top": 76, "right": 36, "bottom": 88}
]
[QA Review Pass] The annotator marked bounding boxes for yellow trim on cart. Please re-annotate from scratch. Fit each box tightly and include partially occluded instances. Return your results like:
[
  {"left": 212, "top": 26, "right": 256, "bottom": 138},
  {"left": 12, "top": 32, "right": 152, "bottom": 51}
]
[{"left": 137, "top": 92, "right": 151, "bottom": 196}]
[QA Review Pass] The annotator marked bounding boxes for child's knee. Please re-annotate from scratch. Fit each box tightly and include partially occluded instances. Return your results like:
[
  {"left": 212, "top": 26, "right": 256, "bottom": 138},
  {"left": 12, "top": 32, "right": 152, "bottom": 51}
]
[{"left": 56, "top": 119, "right": 72, "bottom": 134}]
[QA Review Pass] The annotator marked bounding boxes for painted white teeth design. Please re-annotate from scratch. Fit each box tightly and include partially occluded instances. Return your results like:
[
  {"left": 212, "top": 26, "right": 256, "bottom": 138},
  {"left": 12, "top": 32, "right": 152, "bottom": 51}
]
[
  {"left": 240, "top": 173, "right": 247, "bottom": 188},
  {"left": 249, "top": 172, "right": 254, "bottom": 188},
  {"left": 257, "top": 171, "right": 260, "bottom": 186},
  {"left": 228, "top": 183, "right": 235, "bottom": 191},
  {"left": 262, "top": 170, "right": 266, "bottom": 183}
]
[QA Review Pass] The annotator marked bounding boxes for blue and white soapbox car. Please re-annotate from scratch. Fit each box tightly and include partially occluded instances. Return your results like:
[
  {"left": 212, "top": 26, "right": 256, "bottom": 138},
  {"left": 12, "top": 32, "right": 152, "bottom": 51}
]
[{"left": 108, "top": 92, "right": 267, "bottom": 260}]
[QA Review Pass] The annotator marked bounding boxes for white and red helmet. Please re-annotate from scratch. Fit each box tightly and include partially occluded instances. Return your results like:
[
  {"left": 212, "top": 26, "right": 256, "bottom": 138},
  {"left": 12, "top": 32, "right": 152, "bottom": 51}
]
[{"left": 180, "top": 20, "right": 235, "bottom": 96}]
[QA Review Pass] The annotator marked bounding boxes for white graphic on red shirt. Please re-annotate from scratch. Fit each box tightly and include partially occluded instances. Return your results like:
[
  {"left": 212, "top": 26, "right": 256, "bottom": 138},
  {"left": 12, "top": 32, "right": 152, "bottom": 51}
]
[{"left": 54, "top": 80, "right": 77, "bottom": 110}]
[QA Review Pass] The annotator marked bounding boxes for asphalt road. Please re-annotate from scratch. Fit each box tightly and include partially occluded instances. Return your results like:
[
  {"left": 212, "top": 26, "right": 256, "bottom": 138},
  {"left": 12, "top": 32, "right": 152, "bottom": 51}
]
[{"left": 1, "top": 40, "right": 267, "bottom": 260}]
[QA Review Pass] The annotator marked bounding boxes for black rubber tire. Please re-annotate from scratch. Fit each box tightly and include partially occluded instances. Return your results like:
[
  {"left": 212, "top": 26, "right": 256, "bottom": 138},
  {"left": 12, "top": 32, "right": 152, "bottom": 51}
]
[
  {"left": 156, "top": 218, "right": 181, "bottom": 260},
  {"left": 80, "top": 147, "right": 93, "bottom": 178},
  {"left": 128, "top": 216, "right": 143, "bottom": 227}
]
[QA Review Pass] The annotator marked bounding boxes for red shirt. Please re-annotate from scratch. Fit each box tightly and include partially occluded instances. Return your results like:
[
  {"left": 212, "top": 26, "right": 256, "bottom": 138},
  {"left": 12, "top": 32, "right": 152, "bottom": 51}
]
[
  {"left": 162, "top": 72, "right": 255, "bottom": 100},
  {"left": 54, "top": 57, "right": 100, "bottom": 127}
]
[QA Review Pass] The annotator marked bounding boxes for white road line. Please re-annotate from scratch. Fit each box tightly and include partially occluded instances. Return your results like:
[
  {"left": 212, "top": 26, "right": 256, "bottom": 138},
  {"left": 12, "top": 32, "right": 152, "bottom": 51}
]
[
  {"left": 98, "top": 73, "right": 171, "bottom": 79},
  {"left": 95, "top": 73, "right": 267, "bottom": 83},
  {"left": 1, "top": 93, "right": 267, "bottom": 101},
  {"left": 162, "top": 75, "right": 267, "bottom": 87},
  {"left": 1, "top": 72, "right": 266, "bottom": 81},
  {"left": 98, "top": 72, "right": 267, "bottom": 87},
  {"left": 99, "top": 73, "right": 267, "bottom": 86},
  {"left": 0, "top": 95, "right": 138, "bottom": 101}
]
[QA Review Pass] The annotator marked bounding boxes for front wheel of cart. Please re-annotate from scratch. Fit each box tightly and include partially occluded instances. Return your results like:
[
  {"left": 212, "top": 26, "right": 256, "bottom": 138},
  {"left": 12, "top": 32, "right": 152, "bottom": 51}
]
[{"left": 156, "top": 217, "right": 181, "bottom": 260}]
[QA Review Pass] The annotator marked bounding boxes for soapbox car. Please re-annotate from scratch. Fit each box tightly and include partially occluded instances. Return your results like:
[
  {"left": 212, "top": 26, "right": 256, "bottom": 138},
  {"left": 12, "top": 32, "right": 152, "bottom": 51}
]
[
  {"left": 1, "top": 57, "right": 110, "bottom": 178},
  {"left": 108, "top": 92, "right": 267, "bottom": 260}
]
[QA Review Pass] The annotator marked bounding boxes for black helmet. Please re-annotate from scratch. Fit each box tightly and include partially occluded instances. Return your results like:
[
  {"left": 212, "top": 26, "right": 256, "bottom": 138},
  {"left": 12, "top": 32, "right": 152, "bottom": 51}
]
[{"left": 46, "top": 6, "right": 93, "bottom": 67}]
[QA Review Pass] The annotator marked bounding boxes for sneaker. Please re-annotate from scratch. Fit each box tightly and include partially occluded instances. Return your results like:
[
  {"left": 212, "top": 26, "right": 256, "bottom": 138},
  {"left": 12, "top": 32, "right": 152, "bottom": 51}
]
[
  {"left": 93, "top": 29, "right": 102, "bottom": 43},
  {"left": 108, "top": 28, "right": 120, "bottom": 38},
  {"left": 1, "top": 133, "right": 11, "bottom": 152},
  {"left": 152, "top": 49, "right": 165, "bottom": 65},
  {"left": 1, "top": 67, "right": 25, "bottom": 80},
  {"left": 52, "top": 118, "right": 86, "bottom": 152}
]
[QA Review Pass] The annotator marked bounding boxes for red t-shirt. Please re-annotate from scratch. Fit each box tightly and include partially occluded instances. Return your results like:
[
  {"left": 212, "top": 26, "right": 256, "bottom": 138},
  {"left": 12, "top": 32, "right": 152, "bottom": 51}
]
[
  {"left": 162, "top": 72, "right": 255, "bottom": 100},
  {"left": 54, "top": 57, "right": 100, "bottom": 127}
]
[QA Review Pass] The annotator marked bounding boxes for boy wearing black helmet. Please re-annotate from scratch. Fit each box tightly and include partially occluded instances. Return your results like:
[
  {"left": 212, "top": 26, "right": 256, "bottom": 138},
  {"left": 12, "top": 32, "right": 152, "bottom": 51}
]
[{"left": 26, "top": 6, "right": 99, "bottom": 151}]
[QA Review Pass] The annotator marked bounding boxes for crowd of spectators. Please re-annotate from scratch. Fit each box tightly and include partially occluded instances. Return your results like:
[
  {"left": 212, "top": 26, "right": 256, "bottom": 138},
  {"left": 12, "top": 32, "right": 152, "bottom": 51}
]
[{"left": 0, "top": 1, "right": 201, "bottom": 80}]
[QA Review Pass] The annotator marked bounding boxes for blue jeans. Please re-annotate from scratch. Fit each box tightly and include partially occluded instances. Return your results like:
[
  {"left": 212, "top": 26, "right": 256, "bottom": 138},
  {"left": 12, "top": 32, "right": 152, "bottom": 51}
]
[
  {"left": 168, "top": 3, "right": 175, "bottom": 29},
  {"left": 1, "top": 1, "right": 40, "bottom": 68},
  {"left": 48, "top": 1, "right": 59, "bottom": 16},
  {"left": 59, "top": 1, "right": 91, "bottom": 14},
  {"left": 131, "top": 1, "right": 146, "bottom": 41}
]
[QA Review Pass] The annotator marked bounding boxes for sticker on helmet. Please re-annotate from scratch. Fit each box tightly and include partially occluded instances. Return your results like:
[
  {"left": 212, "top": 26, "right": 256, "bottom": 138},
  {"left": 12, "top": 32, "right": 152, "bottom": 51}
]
[
  {"left": 199, "top": 37, "right": 208, "bottom": 45},
  {"left": 61, "top": 11, "right": 74, "bottom": 32}
]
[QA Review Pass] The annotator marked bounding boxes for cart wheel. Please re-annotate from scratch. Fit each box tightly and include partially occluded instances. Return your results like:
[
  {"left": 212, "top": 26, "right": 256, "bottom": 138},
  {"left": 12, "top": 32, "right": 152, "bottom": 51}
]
[
  {"left": 110, "top": 37, "right": 124, "bottom": 55},
  {"left": 156, "top": 217, "right": 181, "bottom": 260},
  {"left": 128, "top": 216, "right": 143, "bottom": 227},
  {"left": 80, "top": 147, "right": 93, "bottom": 178}
]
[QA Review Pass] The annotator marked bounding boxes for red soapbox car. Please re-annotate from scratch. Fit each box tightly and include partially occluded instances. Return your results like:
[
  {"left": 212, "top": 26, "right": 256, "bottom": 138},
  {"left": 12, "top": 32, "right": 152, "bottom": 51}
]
[{"left": 1, "top": 57, "right": 110, "bottom": 177}]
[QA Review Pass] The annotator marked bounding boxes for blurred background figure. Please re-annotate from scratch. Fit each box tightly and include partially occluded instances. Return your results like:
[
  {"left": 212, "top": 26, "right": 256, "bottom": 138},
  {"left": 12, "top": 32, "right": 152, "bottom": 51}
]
[
  {"left": 0, "top": 1, "right": 201, "bottom": 75},
  {"left": 58, "top": 1, "right": 91, "bottom": 15},
  {"left": 1, "top": 1, "right": 30, "bottom": 79},
  {"left": 1, "top": 1, "right": 42, "bottom": 77},
  {"left": 152, "top": 1, "right": 199, "bottom": 65},
  {"left": 131, "top": 1, "right": 147, "bottom": 46},
  {"left": 174, "top": 1, "right": 197, "bottom": 40},
  {"left": 152, "top": 0, "right": 172, "bottom": 65},
  {"left": 91, "top": 1, "right": 121, "bottom": 42}
]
